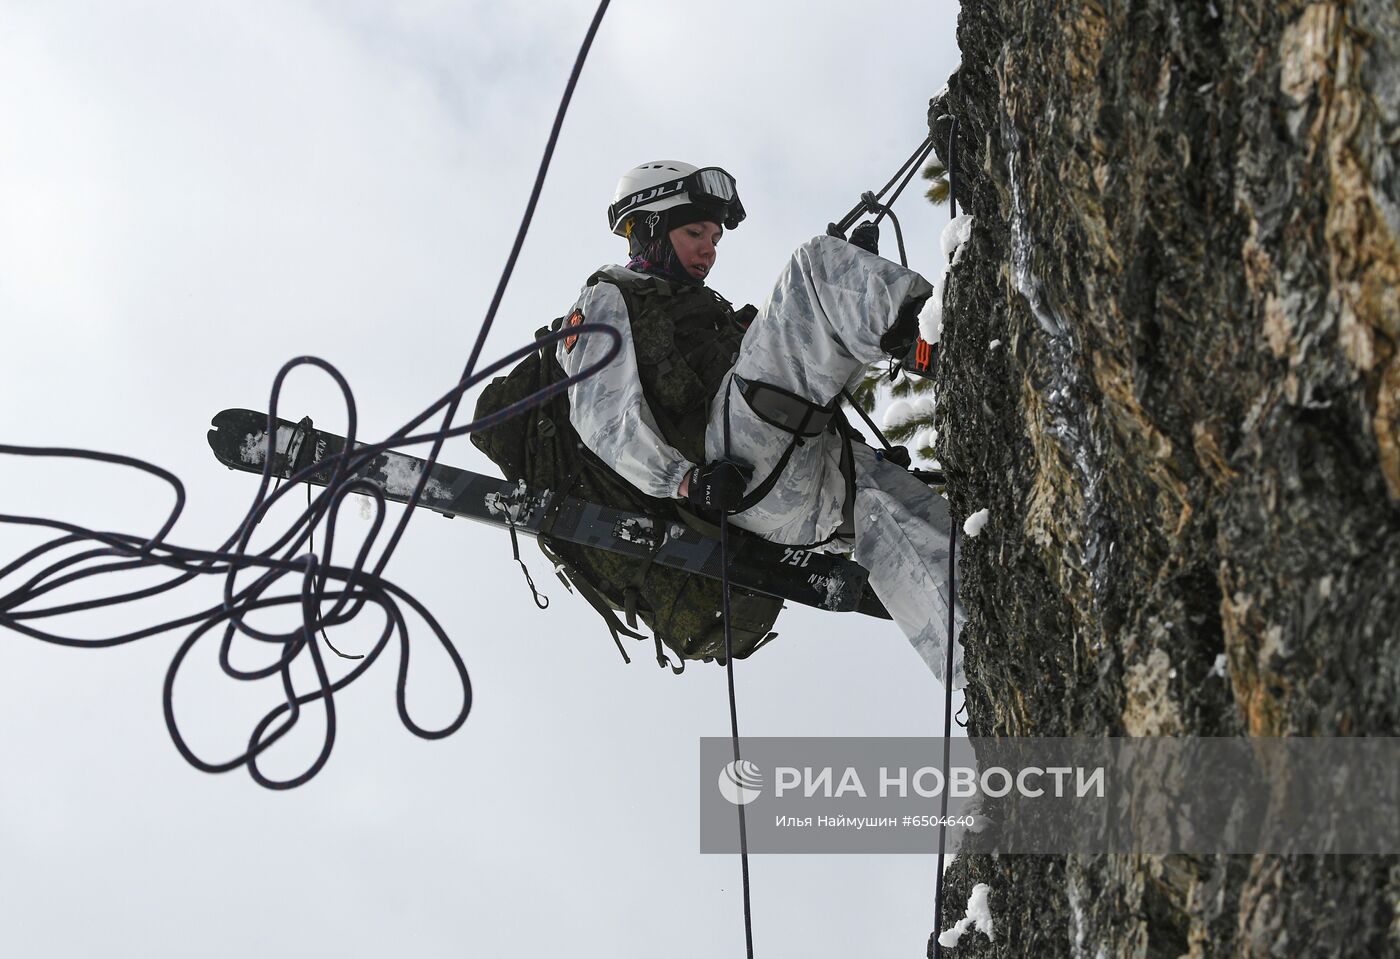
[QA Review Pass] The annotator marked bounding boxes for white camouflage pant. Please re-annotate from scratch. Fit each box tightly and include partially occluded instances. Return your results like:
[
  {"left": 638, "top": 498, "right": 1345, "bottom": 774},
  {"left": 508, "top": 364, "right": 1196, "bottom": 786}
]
[{"left": 705, "top": 236, "right": 966, "bottom": 688}]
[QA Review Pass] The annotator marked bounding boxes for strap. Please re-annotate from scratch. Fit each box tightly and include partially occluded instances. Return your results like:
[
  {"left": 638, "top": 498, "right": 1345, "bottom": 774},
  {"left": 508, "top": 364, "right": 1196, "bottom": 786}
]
[
  {"left": 506, "top": 522, "right": 549, "bottom": 610},
  {"left": 653, "top": 634, "right": 685, "bottom": 674},
  {"left": 536, "top": 454, "right": 586, "bottom": 541},
  {"left": 717, "top": 376, "right": 803, "bottom": 516},
  {"left": 570, "top": 566, "right": 647, "bottom": 662},
  {"left": 282, "top": 415, "right": 315, "bottom": 478},
  {"left": 831, "top": 413, "right": 858, "bottom": 542},
  {"left": 589, "top": 269, "right": 740, "bottom": 314},
  {"left": 587, "top": 269, "right": 668, "bottom": 297},
  {"left": 720, "top": 378, "right": 857, "bottom": 549},
  {"left": 621, "top": 523, "right": 668, "bottom": 630},
  {"left": 539, "top": 538, "right": 644, "bottom": 664},
  {"left": 734, "top": 375, "right": 837, "bottom": 438},
  {"left": 733, "top": 433, "right": 803, "bottom": 514},
  {"left": 673, "top": 502, "right": 722, "bottom": 540}
]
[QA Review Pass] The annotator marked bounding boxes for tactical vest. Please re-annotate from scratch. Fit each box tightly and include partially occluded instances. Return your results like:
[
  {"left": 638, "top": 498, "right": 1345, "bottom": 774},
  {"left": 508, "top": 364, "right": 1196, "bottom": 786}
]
[{"left": 470, "top": 270, "right": 783, "bottom": 671}]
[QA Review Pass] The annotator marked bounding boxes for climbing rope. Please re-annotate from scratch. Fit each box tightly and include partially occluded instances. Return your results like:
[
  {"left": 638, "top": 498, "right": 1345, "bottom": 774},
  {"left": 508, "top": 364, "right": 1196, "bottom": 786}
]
[
  {"left": 833, "top": 131, "right": 942, "bottom": 463},
  {"left": 828, "top": 134, "right": 937, "bottom": 242},
  {"left": 718, "top": 387, "right": 757, "bottom": 957},
  {"left": 706, "top": 124, "right": 962, "bottom": 956},
  {"left": 0, "top": 0, "right": 618, "bottom": 790},
  {"left": 5, "top": 2, "right": 962, "bottom": 947},
  {"left": 928, "top": 115, "right": 960, "bottom": 959},
  {"left": 829, "top": 117, "right": 968, "bottom": 959}
]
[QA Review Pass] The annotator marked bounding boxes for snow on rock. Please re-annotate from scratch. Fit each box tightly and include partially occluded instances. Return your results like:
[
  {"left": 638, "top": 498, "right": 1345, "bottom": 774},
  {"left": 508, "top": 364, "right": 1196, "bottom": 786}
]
[
  {"left": 918, "top": 216, "right": 976, "bottom": 346},
  {"left": 989, "top": 338, "right": 1002, "bottom": 350},
  {"left": 1209, "top": 653, "right": 1229, "bottom": 678},
  {"left": 963, "top": 508, "right": 990, "bottom": 537},
  {"left": 918, "top": 290, "right": 942, "bottom": 346},
  {"left": 941, "top": 213, "right": 976, "bottom": 263},
  {"left": 938, "top": 882, "right": 995, "bottom": 948}
]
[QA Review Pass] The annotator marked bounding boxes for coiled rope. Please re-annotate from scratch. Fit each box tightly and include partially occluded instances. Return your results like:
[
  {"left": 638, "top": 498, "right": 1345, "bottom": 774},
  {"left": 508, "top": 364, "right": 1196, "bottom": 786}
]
[
  {"left": 0, "top": 0, "right": 618, "bottom": 790},
  {"left": 2, "top": 8, "right": 967, "bottom": 952}
]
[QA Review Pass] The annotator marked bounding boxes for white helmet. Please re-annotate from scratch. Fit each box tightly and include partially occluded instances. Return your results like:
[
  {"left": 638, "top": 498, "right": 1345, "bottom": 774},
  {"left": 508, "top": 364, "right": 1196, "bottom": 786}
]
[{"left": 607, "top": 160, "right": 746, "bottom": 239}]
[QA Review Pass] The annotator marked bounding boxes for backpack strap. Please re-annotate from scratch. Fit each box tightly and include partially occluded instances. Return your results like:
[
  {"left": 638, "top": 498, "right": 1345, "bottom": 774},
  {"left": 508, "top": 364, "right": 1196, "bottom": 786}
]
[
  {"left": 586, "top": 269, "right": 667, "bottom": 297},
  {"left": 621, "top": 526, "right": 666, "bottom": 631},
  {"left": 538, "top": 538, "right": 645, "bottom": 664}
]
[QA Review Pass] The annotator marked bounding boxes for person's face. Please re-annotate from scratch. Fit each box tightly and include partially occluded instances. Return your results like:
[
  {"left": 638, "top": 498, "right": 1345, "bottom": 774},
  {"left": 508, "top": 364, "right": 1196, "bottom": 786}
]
[{"left": 668, "top": 220, "right": 722, "bottom": 281}]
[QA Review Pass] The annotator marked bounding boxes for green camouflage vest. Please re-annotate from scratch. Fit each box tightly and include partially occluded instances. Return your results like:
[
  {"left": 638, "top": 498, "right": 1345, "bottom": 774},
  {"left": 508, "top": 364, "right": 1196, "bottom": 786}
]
[{"left": 470, "top": 271, "right": 782, "bottom": 670}]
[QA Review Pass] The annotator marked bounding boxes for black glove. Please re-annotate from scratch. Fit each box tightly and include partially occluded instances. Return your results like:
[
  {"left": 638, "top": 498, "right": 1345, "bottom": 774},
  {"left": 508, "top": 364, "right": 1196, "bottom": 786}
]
[
  {"left": 849, "top": 221, "right": 880, "bottom": 256},
  {"left": 686, "top": 460, "right": 752, "bottom": 514},
  {"left": 878, "top": 445, "right": 912, "bottom": 469}
]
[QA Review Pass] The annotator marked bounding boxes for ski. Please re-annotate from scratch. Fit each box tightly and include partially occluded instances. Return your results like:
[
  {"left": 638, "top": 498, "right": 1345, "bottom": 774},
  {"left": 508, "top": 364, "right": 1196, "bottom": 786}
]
[{"left": 207, "top": 408, "right": 889, "bottom": 619}]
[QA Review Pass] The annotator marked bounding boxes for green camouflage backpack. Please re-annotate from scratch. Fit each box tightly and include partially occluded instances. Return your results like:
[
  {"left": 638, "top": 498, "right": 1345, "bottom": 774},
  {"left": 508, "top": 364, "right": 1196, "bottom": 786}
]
[{"left": 470, "top": 271, "right": 783, "bottom": 671}]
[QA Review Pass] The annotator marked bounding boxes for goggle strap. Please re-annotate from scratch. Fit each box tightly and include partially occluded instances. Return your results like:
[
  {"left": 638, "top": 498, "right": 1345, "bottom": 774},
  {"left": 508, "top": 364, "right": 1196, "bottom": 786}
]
[{"left": 609, "top": 167, "right": 744, "bottom": 230}]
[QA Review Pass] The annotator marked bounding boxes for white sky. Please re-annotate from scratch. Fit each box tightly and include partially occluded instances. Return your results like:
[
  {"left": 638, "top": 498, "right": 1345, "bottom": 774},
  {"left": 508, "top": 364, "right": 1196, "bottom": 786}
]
[{"left": 0, "top": 2, "right": 965, "bottom": 955}]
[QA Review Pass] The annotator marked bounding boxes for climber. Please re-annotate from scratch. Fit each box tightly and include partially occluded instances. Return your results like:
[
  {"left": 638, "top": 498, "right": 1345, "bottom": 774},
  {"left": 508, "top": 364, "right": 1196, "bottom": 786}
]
[{"left": 556, "top": 160, "right": 966, "bottom": 687}]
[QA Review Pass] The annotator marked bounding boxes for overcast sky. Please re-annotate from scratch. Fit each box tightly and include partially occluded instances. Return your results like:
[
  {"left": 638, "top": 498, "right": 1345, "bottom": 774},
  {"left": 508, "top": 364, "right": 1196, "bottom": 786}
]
[{"left": 0, "top": 2, "right": 965, "bottom": 955}]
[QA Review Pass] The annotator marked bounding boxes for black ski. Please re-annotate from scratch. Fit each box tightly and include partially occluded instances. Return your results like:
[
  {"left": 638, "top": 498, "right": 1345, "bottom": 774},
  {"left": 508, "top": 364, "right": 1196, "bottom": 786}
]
[{"left": 207, "top": 408, "right": 889, "bottom": 619}]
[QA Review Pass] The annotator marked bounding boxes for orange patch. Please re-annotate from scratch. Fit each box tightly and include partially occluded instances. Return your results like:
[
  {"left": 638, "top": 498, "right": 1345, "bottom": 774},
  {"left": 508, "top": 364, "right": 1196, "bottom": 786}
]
[{"left": 564, "top": 308, "right": 584, "bottom": 353}]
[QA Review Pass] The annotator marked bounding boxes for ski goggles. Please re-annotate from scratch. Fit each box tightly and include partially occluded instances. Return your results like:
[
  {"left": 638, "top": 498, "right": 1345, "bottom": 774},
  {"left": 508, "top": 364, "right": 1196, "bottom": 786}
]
[{"left": 609, "top": 167, "right": 747, "bottom": 231}]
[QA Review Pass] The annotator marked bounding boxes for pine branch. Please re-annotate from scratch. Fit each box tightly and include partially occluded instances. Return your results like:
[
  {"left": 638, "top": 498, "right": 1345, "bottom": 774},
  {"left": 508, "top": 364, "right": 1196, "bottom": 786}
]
[
  {"left": 923, "top": 160, "right": 950, "bottom": 206},
  {"left": 848, "top": 375, "right": 880, "bottom": 414}
]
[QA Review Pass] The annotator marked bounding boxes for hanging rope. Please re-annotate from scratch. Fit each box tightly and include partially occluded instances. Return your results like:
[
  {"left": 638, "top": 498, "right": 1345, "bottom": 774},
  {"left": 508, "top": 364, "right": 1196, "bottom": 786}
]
[
  {"left": 828, "top": 135, "right": 937, "bottom": 240},
  {"left": 5, "top": 7, "right": 966, "bottom": 949},
  {"left": 718, "top": 386, "right": 757, "bottom": 957},
  {"left": 0, "top": 0, "right": 617, "bottom": 791},
  {"left": 836, "top": 135, "right": 947, "bottom": 474},
  {"left": 928, "top": 115, "right": 960, "bottom": 959}
]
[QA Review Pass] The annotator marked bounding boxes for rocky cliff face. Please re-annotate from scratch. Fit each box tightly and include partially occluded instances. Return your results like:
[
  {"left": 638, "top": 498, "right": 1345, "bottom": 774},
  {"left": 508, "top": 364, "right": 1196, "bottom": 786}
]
[{"left": 930, "top": 0, "right": 1400, "bottom": 954}]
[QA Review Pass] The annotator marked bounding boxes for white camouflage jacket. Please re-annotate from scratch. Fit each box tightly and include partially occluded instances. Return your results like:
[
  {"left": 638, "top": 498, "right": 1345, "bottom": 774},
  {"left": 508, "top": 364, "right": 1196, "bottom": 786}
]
[{"left": 556, "top": 265, "right": 694, "bottom": 501}]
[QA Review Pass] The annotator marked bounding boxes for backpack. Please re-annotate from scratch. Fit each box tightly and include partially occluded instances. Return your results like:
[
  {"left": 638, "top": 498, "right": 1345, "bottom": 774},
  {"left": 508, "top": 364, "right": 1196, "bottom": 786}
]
[{"left": 470, "top": 271, "right": 783, "bottom": 671}]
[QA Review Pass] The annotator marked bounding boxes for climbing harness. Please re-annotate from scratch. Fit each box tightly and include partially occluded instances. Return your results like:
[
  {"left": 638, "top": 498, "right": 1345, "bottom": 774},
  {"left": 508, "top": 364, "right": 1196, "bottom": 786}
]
[{"left": 725, "top": 376, "right": 858, "bottom": 548}]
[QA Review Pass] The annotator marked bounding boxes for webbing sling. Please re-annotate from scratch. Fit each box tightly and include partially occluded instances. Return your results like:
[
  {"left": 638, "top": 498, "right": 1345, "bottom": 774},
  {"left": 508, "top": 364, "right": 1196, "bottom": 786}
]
[
  {"left": 726, "top": 377, "right": 858, "bottom": 546},
  {"left": 734, "top": 375, "right": 838, "bottom": 437}
]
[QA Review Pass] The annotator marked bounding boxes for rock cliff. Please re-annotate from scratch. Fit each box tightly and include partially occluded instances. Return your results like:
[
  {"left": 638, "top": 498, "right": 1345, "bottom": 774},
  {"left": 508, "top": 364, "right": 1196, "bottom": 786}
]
[{"left": 929, "top": 0, "right": 1400, "bottom": 954}]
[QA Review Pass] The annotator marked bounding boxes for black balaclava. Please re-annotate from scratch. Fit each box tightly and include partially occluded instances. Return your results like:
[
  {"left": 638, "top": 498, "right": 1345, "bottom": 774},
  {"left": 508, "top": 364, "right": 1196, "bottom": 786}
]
[{"left": 626, "top": 203, "right": 721, "bottom": 287}]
